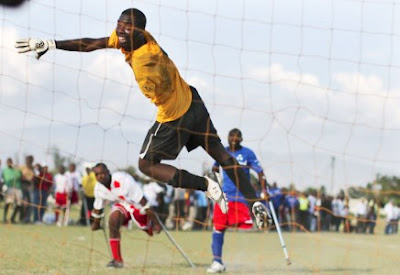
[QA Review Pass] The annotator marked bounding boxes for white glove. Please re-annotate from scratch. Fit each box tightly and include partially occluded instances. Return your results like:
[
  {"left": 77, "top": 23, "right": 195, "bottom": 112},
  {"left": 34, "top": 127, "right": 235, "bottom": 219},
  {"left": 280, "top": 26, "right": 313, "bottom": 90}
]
[{"left": 15, "top": 38, "right": 56, "bottom": 59}]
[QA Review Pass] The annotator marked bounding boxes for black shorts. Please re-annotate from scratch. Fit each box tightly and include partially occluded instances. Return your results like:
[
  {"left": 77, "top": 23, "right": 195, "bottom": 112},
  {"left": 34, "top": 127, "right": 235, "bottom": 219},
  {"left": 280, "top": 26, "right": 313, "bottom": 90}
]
[{"left": 140, "top": 86, "right": 221, "bottom": 162}]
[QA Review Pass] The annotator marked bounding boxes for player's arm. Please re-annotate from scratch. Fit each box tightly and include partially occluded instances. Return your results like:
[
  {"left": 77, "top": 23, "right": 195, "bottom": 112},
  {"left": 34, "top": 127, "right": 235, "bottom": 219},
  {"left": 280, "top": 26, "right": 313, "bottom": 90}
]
[
  {"left": 91, "top": 194, "right": 105, "bottom": 231},
  {"left": 91, "top": 208, "right": 104, "bottom": 231},
  {"left": 15, "top": 37, "right": 110, "bottom": 59},
  {"left": 139, "top": 197, "right": 161, "bottom": 234}
]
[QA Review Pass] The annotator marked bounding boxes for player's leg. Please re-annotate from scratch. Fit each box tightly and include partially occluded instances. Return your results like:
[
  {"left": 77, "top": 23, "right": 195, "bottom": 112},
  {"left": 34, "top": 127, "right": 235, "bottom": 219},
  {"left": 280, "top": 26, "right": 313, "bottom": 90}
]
[
  {"left": 138, "top": 116, "right": 209, "bottom": 191},
  {"left": 207, "top": 203, "right": 227, "bottom": 273},
  {"left": 206, "top": 143, "right": 259, "bottom": 206},
  {"left": 107, "top": 210, "right": 125, "bottom": 268}
]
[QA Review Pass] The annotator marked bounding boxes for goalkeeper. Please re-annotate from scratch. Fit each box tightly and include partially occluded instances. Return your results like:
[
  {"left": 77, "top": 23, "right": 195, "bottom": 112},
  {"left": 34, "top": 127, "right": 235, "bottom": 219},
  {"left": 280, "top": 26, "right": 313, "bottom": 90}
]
[
  {"left": 90, "top": 162, "right": 161, "bottom": 268},
  {"left": 15, "top": 8, "right": 269, "bottom": 227}
]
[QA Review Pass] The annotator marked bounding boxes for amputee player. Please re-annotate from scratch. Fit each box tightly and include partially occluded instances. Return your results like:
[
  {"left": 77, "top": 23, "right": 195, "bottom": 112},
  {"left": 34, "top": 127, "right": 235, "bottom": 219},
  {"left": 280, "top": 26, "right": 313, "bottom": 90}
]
[
  {"left": 15, "top": 8, "right": 269, "bottom": 228},
  {"left": 208, "top": 128, "right": 270, "bottom": 273},
  {"left": 90, "top": 163, "right": 161, "bottom": 268}
]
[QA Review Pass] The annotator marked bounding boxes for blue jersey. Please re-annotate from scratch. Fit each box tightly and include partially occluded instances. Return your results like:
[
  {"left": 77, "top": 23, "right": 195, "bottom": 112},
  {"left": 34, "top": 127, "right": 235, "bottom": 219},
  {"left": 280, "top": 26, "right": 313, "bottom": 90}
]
[{"left": 213, "top": 146, "right": 263, "bottom": 204}]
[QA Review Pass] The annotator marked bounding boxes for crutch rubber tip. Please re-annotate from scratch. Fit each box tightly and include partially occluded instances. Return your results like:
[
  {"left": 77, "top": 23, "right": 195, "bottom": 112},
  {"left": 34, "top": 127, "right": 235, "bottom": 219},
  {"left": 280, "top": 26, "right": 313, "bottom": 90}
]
[{"left": 286, "top": 259, "right": 291, "bottom": 265}]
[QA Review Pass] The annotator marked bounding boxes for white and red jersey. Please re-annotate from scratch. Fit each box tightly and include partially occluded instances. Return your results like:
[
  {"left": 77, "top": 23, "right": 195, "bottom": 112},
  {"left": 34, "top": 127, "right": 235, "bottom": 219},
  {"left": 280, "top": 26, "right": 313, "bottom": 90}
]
[
  {"left": 93, "top": 171, "right": 144, "bottom": 211},
  {"left": 54, "top": 173, "right": 72, "bottom": 207},
  {"left": 54, "top": 173, "right": 71, "bottom": 194}
]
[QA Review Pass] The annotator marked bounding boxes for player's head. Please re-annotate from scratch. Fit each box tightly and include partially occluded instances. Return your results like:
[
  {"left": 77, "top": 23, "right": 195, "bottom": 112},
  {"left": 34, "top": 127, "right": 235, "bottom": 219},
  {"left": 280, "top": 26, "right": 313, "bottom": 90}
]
[
  {"left": 117, "top": 8, "right": 146, "bottom": 50},
  {"left": 93, "top": 162, "right": 111, "bottom": 187},
  {"left": 25, "top": 155, "right": 34, "bottom": 166},
  {"left": 58, "top": 165, "right": 65, "bottom": 174},
  {"left": 68, "top": 163, "right": 76, "bottom": 172},
  {"left": 228, "top": 128, "right": 243, "bottom": 150},
  {"left": 6, "top": 157, "right": 13, "bottom": 167}
]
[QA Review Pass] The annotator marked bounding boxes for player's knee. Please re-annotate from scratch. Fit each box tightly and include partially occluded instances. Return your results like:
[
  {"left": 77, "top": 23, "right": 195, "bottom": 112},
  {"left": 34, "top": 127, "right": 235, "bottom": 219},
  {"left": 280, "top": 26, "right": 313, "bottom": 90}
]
[
  {"left": 138, "top": 158, "right": 151, "bottom": 174},
  {"left": 108, "top": 212, "right": 122, "bottom": 233},
  {"left": 214, "top": 226, "right": 226, "bottom": 232}
]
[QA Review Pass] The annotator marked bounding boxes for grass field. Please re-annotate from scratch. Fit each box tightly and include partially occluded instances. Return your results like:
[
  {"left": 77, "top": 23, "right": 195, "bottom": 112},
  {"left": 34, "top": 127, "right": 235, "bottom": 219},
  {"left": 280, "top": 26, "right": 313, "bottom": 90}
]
[{"left": 1, "top": 217, "right": 400, "bottom": 275}]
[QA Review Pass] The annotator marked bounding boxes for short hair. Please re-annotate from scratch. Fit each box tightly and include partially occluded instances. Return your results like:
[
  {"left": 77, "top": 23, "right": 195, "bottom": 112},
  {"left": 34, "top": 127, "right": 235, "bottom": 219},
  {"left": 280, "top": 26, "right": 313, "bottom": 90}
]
[
  {"left": 93, "top": 162, "right": 109, "bottom": 172},
  {"left": 228, "top": 128, "right": 242, "bottom": 137},
  {"left": 121, "top": 8, "right": 146, "bottom": 30}
]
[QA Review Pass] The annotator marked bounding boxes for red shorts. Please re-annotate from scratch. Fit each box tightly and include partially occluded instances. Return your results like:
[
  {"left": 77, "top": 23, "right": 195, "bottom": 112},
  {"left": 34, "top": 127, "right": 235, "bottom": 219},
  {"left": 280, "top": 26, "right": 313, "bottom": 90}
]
[
  {"left": 55, "top": 192, "right": 67, "bottom": 207},
  {"left": 70, "top": 190, "right": 79, "bottom": 205},
  {"left": 213, "top": 201, "right": 253, "bottom": 231},
  {"left": 112, "top": 203, "right": 153, "bottom": 236}
]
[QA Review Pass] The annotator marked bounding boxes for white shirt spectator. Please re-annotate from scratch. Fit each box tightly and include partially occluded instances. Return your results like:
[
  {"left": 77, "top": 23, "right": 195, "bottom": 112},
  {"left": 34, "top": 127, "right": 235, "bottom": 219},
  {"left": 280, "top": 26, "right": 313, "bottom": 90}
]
[
  {"left": 356, "top": 199, "right": 368, "bottom": 216},
  {"left": 65, "top": 170, "right": 81, "bottom": 192},
  {"left": 308, "top": 194, "right": 316, "bottom": 214},
  {"left": 384, "top": 201, "right": 395, "bottom": 221},
  {"left": 337, "top": 199, "right": 345, "bottom": 217},
  {"left": 143, "top": 182, "right": 164, "bottom": 207}
]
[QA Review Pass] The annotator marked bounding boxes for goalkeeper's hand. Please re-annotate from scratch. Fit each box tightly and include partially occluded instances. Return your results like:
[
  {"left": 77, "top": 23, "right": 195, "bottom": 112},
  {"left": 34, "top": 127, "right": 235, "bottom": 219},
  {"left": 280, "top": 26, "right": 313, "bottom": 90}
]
[{"left": 15, "top": 38, "right": 56, "bottom": 59}]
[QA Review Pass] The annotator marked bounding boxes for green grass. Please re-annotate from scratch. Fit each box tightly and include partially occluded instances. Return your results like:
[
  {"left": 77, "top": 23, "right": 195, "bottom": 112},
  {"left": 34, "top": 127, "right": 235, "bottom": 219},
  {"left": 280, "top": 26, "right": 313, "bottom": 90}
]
[{"left": 1, "top": 220, "right": 400, "bottom": 274}]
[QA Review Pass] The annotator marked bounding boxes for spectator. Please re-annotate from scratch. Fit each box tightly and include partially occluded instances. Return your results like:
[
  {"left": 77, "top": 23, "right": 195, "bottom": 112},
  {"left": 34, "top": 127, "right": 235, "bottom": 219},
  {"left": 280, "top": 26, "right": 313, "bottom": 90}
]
[
  {"left": 332, "top": 195, "right": 345, "bottom": 232},
  {"left": 307, "top": 191, "right": 317, "bottom": 232},
  {"left": 335, "top": 196, "right": 345, "bottom": 232},
  {"left": 356, "top": 198, "right": 368, "bottom": 233},
  {"left": 269, "top": 182, "right": 285, "bottom": 224},
  {"left": 320, "top": 195, "right": 332, "bottom": 231},
  {"left": 65, "top": 163, "right": 81, "bottom": 207},
  {"left": 182, "top": 190, "right": 197, "bottom": 231},
  {"left": 165, "top": 188, "right": 186, "bottom": 230},
  {"left": 365, "top": 200, "right": 377, "bottom": 234},
  {"left": 54, "top": 165, "right": 69, "bottom": 226},
  {"left": 143, "top": 181, "right": 166, "bottom": 216},
  {"left": 284, "top": 189, "right": 299, "bottom": 232},
  {"left": 343, "top": 205, "right": 352, "bottom": 233},
  {"left": 79, "top": 166, "right": 97, "bottom": 226},
  {"left": 193, "top": 190, "right": 209, "bottom": 230},
  {"left": 297, "top": 193, "right": 309, "bottom": 230},
  {"left": 19, "top": 155, "right": 35, "bottom": 223},
  {"left": 164, "top": 185, "right": 175, "bottom": 228},
  {"left": 2, "top": 158, "right": 22, "bottom": 223},
  {"left": 384, "top": 199, "right": 395, "bottom": 235},
  {"left": 33, "top": 163, "right": 53, "bottom": 224}
]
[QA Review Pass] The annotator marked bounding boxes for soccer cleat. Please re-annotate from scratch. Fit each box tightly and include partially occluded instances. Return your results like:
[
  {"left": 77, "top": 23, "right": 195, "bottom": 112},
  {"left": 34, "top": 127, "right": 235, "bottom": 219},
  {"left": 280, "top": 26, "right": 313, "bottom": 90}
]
[
  {"left": 106, "top": 259, "right": 124, "bottom": 268},
  {"left": 252, "top": 201, "right": 272, "bottom": 229},
  {"left": 206, "top": 261, "right": 226, "bottom": 273},
  {"left": 205, "top": 176, "right": 228, "bottom": 214}
]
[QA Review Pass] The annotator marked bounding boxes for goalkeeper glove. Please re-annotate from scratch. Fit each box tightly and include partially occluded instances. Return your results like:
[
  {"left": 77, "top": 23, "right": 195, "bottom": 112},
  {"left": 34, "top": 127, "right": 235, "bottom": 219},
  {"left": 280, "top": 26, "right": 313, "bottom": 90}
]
[{"left": 15, "top": 38, "right": 56, "bottom": 59}]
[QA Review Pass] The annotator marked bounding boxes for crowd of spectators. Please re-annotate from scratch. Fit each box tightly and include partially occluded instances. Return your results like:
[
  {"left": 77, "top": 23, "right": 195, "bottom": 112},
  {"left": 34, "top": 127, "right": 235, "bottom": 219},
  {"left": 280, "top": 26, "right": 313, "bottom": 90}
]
[
  {"left": 1, "top": 155, "right": 399, "bottom": 235},
  {"left": 0, "top": 155, "right": 94, "bottom": 226}
]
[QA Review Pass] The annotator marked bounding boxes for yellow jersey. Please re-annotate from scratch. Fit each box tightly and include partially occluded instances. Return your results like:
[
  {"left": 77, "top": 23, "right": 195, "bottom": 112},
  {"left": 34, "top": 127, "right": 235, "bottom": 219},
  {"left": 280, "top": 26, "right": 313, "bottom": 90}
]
[
  {"left": 108, "top": 30, "right": 192, "bottom": 123},
  {"left": 82, "top": 172, "right": 97, "bottom": 198}
]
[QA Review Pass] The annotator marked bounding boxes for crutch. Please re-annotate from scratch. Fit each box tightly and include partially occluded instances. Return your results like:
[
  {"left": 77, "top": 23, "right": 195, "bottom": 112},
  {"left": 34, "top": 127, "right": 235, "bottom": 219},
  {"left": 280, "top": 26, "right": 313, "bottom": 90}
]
[
  {"left": 100, "top": 208, "right": 112, "bottom": 259},
  {"left": 63, "top": 196, "right": 71, "bottom": 226},
  {"left": 154, "top": 212, "right": 196, "bottom": 268},
  {"left": 267, "top": 187, "right": 291, "bottom": 265}
]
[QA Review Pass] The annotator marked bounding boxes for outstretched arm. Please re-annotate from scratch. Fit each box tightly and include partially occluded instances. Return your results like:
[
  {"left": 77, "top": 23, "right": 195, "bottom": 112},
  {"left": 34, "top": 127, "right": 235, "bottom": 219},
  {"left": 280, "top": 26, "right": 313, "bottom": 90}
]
[
  {"left": 56, "top": 37, "right": 109, "bottom": 52},
  {"left": 15, "top": 37, "right": 110, "bottom": 59}
]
